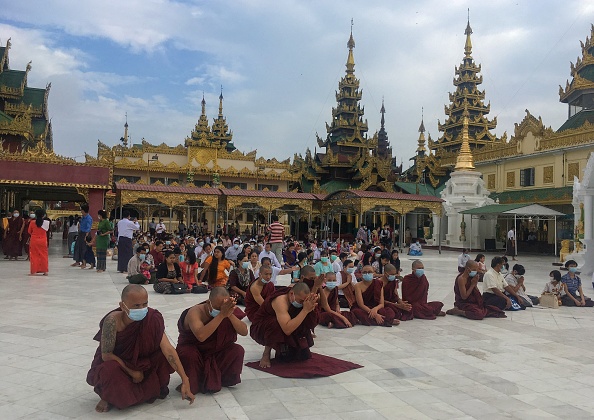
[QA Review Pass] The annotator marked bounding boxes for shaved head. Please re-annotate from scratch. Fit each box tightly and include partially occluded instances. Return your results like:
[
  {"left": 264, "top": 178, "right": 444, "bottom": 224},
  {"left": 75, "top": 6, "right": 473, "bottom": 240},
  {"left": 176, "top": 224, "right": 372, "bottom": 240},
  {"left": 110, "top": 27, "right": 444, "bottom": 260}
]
[
  {"left": 209, "top": 287, "right": 230, "bottom": 300},
  {"left": 412, "top": 260, "right": 424, "bottom": 269},
  {"left": 465, "top": 260, "right": 479, "bottom": 270},
  {"left": 384, "top": 264, "right": 397, "bottom": 275},
  {"left": 292, "top": 282, "right": 310, "bottom": 295},
  {"left": 300, "top": 265, "right": 316, "bottom": 277},
  {"left": 121, "top": 284, "right": 147, "bottom": 301}
]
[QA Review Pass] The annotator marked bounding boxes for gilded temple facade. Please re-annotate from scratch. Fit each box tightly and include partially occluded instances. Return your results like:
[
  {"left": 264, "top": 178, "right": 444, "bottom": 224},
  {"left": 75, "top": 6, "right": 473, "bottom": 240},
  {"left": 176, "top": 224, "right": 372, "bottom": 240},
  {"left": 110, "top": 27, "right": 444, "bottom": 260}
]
[{"left": 0, "top": 38, "right": 52, "bottom": 153}]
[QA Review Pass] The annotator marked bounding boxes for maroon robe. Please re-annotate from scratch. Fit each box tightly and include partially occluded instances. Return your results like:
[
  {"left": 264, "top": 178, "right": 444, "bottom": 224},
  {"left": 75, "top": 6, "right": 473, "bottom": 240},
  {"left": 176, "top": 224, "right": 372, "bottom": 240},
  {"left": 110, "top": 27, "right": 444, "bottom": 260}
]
[
  {"left": 244, "top": 280, "right": 276, "bottom": 321},
  {"left": 350, "top": 279, "right": 396, "bottom": 326},
  {"left": 4, "top": 216, "right": 24, "bottom": 257},
  {"left": 318, "top": 287, "right": 357, "bottom": 328},
  {"left": 401, "top": 274, "right": 444, "bottom": 320},
  {"left": 250, "top": 287, "right": 319, "bottom": 362},
  {"left": 382, "top": 280, "right": 414, "bottom": 321},
  {"left": 86, "top": 308, "right": 172, "bottom": 409},
  {"left": 176, "top": 305, "right": 244, "bottom": 394},
  {"left": 454, "top": 274, "right": 506, "bottom": 320}
]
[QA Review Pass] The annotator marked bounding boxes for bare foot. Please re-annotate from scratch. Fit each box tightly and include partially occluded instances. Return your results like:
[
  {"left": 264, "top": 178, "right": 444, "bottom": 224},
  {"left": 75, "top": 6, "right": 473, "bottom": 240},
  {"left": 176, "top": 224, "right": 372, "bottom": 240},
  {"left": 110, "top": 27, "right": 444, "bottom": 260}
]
[
  {"left": 259, "top": 346, "right": 272, "bottom": 368},
  {"left": 392, "top": 319, "right": 401, "bottom": 326},
  {"left": 95, "top": 399, "right": 111, "bottom": 413},
  {"left": 327, "top": 322, "right": 334, "bottom": 329},
  {"left": 438, "top": 311, "right": 446, "bottom": 317},
  {"left": 446, "top": 308, "right": 465, "bottom": 316}
]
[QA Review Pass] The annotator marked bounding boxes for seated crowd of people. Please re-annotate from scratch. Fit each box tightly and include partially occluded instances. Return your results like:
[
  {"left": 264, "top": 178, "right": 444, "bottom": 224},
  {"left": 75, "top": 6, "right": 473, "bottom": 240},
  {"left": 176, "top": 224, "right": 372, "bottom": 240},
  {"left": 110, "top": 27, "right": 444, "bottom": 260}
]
[{"left": 87, "top": 218, "right": 593, "bottom": 413}]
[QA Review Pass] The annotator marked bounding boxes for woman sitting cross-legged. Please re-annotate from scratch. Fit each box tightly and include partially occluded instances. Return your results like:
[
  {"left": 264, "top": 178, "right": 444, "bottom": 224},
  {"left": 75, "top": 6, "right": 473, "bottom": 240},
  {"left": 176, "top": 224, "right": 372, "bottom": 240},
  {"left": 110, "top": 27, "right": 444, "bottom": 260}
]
[
  {"left": 153, "top": 250, "right": 185, "bottom": 294},
  {"left": 560, "top": 260, "right": 594, "bottom": 307}
]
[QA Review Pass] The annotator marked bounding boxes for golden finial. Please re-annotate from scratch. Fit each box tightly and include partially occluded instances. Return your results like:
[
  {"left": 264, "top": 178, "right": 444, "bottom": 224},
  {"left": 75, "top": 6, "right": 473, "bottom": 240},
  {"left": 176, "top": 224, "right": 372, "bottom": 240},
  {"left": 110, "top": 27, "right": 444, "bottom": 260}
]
[
  {"left": 218, "top": 85, "right": 223, "bottom": 116},
  {"left": 417, "top": 108, "right": 426, "bottom": 154},
  {"left": 454, "top": 105, "right": 475, "bottom": 171},
  {"left": 201, "top": 92, "right": 206, "bottom": 116},
  {"left": 464, "top": 9, "right": 473, "bottom": 58},
  {"left": 346, "top": 19, "right": 355, "bottom": 74}
]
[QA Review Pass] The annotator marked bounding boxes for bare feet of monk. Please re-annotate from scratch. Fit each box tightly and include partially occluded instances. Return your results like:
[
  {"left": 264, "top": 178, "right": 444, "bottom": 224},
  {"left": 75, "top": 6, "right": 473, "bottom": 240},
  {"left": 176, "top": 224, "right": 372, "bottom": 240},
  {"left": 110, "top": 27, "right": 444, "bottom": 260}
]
[
  {"left": 392, "top": 319, "right": 400, "bottom": 326},
  {"left": 446, "top": 308, "right": 464, "bottom": 316},
  {"left": 327, "top": 322, "right": 334, "bottom": 329},
  {"left": 95, "top": 399, "right": 110, "bottom": 413},
  {"left": 438, "top": 311, "right": 446, "bottom": 316},
  {"left": 259, "top": 346, "right": 272, "bottom": 368}
]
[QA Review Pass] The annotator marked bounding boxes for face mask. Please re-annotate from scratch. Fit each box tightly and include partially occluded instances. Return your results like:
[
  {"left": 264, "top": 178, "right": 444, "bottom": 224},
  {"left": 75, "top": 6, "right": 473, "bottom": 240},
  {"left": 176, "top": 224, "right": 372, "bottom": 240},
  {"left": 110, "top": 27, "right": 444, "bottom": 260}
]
[
  {"left": 415, "top": 269, "right": 424, "bottom": 277},
  {"left": 291, "top": 295, "right": 303, "bottom": 308},
  {"left": 260, "top": 277, "right": 270, "bottom": 284},
  {"left": 569, "top": 267, "right": 578, "bottom": 273},
  {"left": 199, "top": 242, "right": 204, "bottom": 247},
  {"left": 166, "top": 241, "right": 171, "bottom": 245},
  {"left": 124, "top": 303, "right": 148, "bottom": 322},
  {"left": 320, "top": 257, "right": 329, "bottom": 263},
  {"left": 13, "top": 213, "right": 19, "bottom": 218},
  {"left": 346, "top": 267, "right": 355, "bottom": 274},
  {"left": 234, "top": 244, "right": 239, "bottom": 249},
  {"left": 375, "top": 253, "right": 381, "bottom": 258},
  {"left": 179, "top": 255, "right": 184, "bottom": 262},
  {"left": 330, "top": 255, "right": 338, "bottom": 262},
  {"left": 469, "top": 270, "right": 477, "bottom": 277},
  {"left": 30, "top": 214, "right": 36, "bottom": 219},
  {"left": 209, "top": 301, "right": 220, "bottom": 317},
  {"left": 325, "top": 281, "right": 338, "bottom": 290},
  {"left": 362, "top": 273, "right": 374, "bottom": 282},
  {"left": 139, "top": 254, "right": 146, "bottom": 261},
  {"left": 242, "top": 261, "right": 250, "bottom": 269},
  {"left": 387, "top": 274, "right": 396, "bottom": 281}
]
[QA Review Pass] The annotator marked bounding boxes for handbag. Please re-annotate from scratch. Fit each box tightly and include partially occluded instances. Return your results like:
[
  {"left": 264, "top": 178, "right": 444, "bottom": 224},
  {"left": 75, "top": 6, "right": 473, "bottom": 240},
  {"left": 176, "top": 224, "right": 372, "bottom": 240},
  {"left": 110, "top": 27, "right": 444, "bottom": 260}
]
[
  {"left": 508, "top": 296, "right": 524, "bottom": 311},
  {"left": 171, "top": 283, "right": 188, "bottom": 294},
  {"left": 191, "top": 284, "right": 208, "bottom": 294},
  {"left": 540, "top": 293, "right": 559, "bottom": 309}
]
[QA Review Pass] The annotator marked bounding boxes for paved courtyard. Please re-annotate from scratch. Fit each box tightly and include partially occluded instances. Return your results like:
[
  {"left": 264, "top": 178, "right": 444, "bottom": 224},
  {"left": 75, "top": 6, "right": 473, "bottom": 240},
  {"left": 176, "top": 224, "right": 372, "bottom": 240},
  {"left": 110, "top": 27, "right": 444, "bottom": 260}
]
[{"left": 1, "top": 239, "right": 594, "bottom": 420}]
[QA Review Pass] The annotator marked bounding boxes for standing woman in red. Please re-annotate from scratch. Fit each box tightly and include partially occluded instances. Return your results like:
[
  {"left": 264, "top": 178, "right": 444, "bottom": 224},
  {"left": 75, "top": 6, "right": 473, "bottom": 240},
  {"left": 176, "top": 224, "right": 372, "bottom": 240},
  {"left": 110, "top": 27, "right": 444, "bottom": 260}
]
[{"left": 28, "top": 209, "right": 50, "bottom": 276}]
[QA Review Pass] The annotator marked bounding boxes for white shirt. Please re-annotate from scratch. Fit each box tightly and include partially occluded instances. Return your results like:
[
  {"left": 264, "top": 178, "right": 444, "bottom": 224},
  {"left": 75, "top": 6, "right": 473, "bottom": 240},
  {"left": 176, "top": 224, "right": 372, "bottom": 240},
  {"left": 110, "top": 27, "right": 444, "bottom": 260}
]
[
  {"left": 458, "top": 253, "right": 470, "bottom": 268},
  {"left": 156, "top": 223, "right": 166, "bottom": 234},
  {"left": 117, "top": 218, "right": 140, "bottom": 239},
  {"left": 259, "top": 250, "right": 281, "bottom": 268},
  {"left": 336, "top": 271, "right": 357, "bottom": 296},
  {"left": 270, "top": 266, "right": 282, "bottom": 285},
  {"left": 410, "top": 242, "right": 422, "bottom": 252},
  {"left": 332, "top": 259, "right": 343, "bottom": 273},
  {"left": 483, "top": 268, "right": 508, "bottom": 294},
  {"left": 507, "top": 229, "right": 515, "bottom": 240}
]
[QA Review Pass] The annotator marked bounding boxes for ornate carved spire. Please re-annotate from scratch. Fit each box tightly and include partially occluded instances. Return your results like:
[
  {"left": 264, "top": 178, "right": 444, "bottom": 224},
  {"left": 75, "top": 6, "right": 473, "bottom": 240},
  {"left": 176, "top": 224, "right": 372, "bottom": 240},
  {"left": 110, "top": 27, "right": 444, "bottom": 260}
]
[
  {"left": 346, "top": 19, "right": 355, "bottom": 74},
  {"left": 380, "top": 97, "right": 386, "bottom": 128},
  {"left": 417, "top": 108, "right": 426, "bottom": 155},
  {"left": 454, "top": 106, "right": 475, "bottom": 171},
  {"left": 218, "top": 85, "right": 224, "bottom": 116},
  {"left": 211, "top": 86, "right": 234, "bottom": 150},
  {"left": 434, "top": 13, "right": 498, "bottom": 156},
  {"left": 377, "top": 97, "right": 391, "bottom": 159}
]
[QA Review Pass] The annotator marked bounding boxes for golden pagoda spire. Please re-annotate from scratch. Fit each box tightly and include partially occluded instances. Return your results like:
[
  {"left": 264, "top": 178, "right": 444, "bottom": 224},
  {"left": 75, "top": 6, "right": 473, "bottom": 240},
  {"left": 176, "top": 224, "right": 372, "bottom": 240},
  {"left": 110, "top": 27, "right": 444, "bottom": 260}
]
[
  {"left": 417, "top": 107, "right": 426, "bottom": 154},
  {"left": 201, "top": 92, "right": 206, "bottom": 116},
  {"left": 121, "top": 112, "right": 129, "bottom": 148},
  {"left": 464, "top": 9, "right": 473, "bottom": 58},
  {"left": 455, "top": 105, "right": 475, "bottom": 171},
  {"left": 346, "top": 19, "right": 355, "bottom": 74},
  {"left": 218, "top": 85, "right": 224, "bottom": 116}
]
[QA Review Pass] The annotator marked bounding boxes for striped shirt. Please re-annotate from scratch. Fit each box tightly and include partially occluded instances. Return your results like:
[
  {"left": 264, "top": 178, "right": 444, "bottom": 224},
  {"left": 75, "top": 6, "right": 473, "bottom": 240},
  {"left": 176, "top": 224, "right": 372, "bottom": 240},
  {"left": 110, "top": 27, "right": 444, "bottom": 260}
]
[
  {"left": 561, "top": 273, "right": 581, "bottom": 294},
  {"left": 268, "top": 222, "right": 284, "bottom": 243}
]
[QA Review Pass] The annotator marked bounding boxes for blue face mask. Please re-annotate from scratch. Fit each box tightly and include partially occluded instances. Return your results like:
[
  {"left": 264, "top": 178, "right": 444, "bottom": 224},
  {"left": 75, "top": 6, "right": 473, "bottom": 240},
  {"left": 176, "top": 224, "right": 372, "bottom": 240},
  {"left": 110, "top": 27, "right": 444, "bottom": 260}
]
[
  {"left": 179, "top": 255, "right": 184, "bottom": 262},
  {"left": 469, "top": 270, "right": 477, "bottom": 277},
  {"left": 362, "top": 273, "right": 374, "bottom": 282},
  {"left": 346, "top": 267, "right": 355, "bottom": 274},
  {"left": 387, "top": 274, "right": 396, "bottom": 282},
  {"left": 165, "top": 241, "right": 171, "bottom": 245},
  {"left": 414, "top": 269, "right": 424, "bottom": 277},
  {"left": 569, "top": 267, "right": 578, "bottom": 273},
  {"left": 320, "top": 257, "right": 329, "bottom": 263},
  {"left": 124, "top": 303, "right": 148, "bottom": 322},
  {"left": 260, "top": 277, "right": 270, "bottom": 284},
  {"left": 139, "top": 254, "right": 146, "bottom": 261},
  {"left": 291, "top": 294, "right": 303, "bottom": 308},
  {"left": 325, "top": 281, "right": 338, "bottom": 290},
  {"left": 330, "top": 255, "right": 338, "bottom": 262},
  {"left": 242, "top": 261, "right": 250, "bottom": 269},
  {"left": 209, "top": 301, "right": 220, "bottom": 317},
  {"left": 233, "top": 244, "right": 239, "bottom": 249}
]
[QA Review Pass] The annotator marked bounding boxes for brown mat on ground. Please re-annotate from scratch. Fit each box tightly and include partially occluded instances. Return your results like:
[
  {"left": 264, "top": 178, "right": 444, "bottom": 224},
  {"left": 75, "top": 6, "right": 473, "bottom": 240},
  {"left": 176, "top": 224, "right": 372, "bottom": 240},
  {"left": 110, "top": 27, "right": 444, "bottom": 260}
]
[{"left": 245, "top": 353, "right": 362, "bottom": 378}]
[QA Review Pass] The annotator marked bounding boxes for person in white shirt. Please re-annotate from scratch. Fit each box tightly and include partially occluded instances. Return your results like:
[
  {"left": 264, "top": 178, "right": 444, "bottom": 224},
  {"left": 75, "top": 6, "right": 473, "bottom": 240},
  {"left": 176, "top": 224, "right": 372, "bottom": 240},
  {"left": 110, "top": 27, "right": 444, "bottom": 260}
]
[
  {"left": 155, "top": 219, "right": 166, "bottom": 238},
  {"left": 482, "top": 256, "right": 524, "bottom": 310},
  {"left": 258, "top": 243, "right": 281, "bottom": 268},
  {"left": 260, "top": 256, "right": 295, "bottom": 285},
  {"left": 458, "top": 248, "right": 470, "bottom": 273},
  {"left": 336, "top": 259, "right": 358, "bottom": 308},
  {"left": 116, "top": 211, "right": 140, "bottom": 273},
  {"left": 506, "top": 228, "right": 517, "bottom": 261},
  {"left": 332, "top": 252, "right": 347, "bottom": 273}
]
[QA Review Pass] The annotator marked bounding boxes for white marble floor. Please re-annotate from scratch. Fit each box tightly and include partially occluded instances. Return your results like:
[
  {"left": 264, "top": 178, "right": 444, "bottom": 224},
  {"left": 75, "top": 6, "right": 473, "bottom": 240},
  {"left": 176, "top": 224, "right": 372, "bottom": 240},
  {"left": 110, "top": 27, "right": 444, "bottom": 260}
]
[{"left": 1, "top": 239, "right": 593, "bottom": 420}]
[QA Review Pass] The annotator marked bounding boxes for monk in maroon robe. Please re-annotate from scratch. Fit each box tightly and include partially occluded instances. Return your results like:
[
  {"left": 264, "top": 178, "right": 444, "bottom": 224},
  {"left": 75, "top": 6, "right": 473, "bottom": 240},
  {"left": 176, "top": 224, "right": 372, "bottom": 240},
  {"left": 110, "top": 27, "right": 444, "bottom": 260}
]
[
  {"left": 3, "top": 210, "right": 24, "bottom": 260},
  {"left": 381, "top": 264, "right": 414, "bottom": 321},
  {"left": 318, "top": 272, "right": 356, "bottom": 328},
  {"left": 351, "top": 265, "right": 398, "bottom": 326},
  {"left": 446, "top": 260, "right": 506, "bottom": 320},
  {"left": 176, "top": 287, "right": 247, "bottom": 394},
  {"left": 250, "top": 282, "right": 319, "bottom": 368},
  {"left": 244, "top": 265, "right": 277, "bottom": 321},
  {"left": 401, "top": 260, "right": 445, "bottom": 320},
  {"left": 87, "top": 285, "right": 194, "bottom": 413}
]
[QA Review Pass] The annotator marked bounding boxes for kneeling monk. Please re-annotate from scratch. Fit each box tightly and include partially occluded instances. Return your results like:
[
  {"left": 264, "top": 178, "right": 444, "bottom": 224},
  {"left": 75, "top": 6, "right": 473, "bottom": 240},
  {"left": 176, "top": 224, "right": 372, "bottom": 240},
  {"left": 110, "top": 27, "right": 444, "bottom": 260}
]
[
  {"left": 401, "top": 260, "right": 445, "bottom": 320},
  {"left": 176, "top": 287, "right": 247, "bottom": 394},
  {"left": 87, "top": 284, "right": 194, "bottom": 413},
  {"left": 446, "top": 261, "right": 506, "bottom": 320},
  {"left": 351, "top": 265, "right": 398, "bottom": 326},
  {"left": 250, "top": 282, "right": 319, "bottom": 368},
  {"left": 244, "top": 265, "right": 277, "bottom": 321},
  {"left": 318, "top": 272, "right": 356, "bottom": 329},
  {"left": 381, "top": 264, "right": 414, "bottom": 321}
]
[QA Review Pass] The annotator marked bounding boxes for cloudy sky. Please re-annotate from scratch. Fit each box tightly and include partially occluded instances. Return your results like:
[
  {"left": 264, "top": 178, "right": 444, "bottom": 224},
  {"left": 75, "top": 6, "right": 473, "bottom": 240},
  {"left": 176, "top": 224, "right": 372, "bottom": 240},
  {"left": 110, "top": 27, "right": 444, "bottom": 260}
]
[{"left": 2, "top": 0, "right": 593, "bottom": 166}]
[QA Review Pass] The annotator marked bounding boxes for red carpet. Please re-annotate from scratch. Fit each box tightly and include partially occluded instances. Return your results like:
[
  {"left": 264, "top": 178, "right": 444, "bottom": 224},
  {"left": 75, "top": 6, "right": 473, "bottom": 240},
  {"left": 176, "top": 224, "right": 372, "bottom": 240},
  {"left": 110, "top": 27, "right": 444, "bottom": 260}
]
[{"left": 245, "top": 353, "right": 362, "bottom": 378}]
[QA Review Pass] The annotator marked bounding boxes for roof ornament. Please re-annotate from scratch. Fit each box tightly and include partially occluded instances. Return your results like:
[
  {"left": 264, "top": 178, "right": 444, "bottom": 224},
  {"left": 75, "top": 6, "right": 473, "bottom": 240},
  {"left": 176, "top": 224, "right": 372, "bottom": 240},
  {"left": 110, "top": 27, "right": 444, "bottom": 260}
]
[
  {"left": 454, "top": 105, "right": 476, "bottom": 171},
  {"left": 464, "top": 8, "right": 473, "bottom": 58}
]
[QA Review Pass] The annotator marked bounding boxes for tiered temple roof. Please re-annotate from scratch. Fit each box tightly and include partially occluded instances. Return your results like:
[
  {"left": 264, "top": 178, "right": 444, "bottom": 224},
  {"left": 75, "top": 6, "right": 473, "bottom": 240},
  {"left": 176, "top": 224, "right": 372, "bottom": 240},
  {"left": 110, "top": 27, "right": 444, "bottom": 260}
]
[
  {"left": 185, "top": 89, "right": 234, "bottom": 151},
  {"left": 558, "top": 24, "right": 594, "bottom": 131},
  {"left": 292, "top": 29, "right": 394, "bottom": 193},
  {"left": 0, "top": 39, "right": 52, "bottom": 152},
  {"left": 431, "top": 17, "right": 499, "bottom": 156}
]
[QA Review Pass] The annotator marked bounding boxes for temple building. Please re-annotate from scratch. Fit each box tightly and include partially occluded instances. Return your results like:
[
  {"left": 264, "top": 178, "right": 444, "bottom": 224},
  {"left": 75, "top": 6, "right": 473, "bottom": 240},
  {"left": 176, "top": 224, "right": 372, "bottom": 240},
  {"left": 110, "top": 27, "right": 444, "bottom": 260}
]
[
  {"left": 0, "top": 38, "right": 52, "bottom": 153},
  {"left": 291, "top": 30, "right": 396, "bottom": 193}
]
